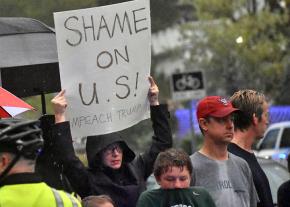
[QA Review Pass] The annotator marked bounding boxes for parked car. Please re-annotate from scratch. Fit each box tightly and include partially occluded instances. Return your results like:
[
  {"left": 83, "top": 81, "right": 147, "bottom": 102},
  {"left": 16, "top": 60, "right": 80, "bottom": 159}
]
[
  {"left": 146, "top": 157, "right": 290, "bottom": 206},
  {"left": 256, "top": 121, "right": 290, "bottom": 166},
  {"left": 258, "top": 157, "right": 290, "bottom": 205}
]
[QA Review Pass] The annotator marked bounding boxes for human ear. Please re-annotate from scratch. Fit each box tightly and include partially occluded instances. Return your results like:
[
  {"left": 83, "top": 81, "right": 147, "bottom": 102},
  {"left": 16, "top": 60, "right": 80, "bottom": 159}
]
[
  {"left": 252, "top": 114, "right": 258, "bottom": 126},
  {"left": 155, "top": 176, "right": 161, "bottom": 185},
  {"left": 199, "top": 118, "right": 208, "bottom": 131},
  {"left": 0, "top": 153, "right": 10, "bottom": 173}
]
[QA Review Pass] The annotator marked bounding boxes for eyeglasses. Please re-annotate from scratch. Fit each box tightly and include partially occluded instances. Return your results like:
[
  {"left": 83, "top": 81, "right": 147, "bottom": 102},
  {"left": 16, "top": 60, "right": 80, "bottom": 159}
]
[{"left": 104, "top": 143, "right": 122, "bottom": 155}]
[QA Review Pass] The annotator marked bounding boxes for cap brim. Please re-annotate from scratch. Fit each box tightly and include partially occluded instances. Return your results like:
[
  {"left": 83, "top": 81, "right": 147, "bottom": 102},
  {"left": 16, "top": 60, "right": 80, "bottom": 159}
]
[{"left": 210, "top": 108, "right": 239, "bottom": 118}]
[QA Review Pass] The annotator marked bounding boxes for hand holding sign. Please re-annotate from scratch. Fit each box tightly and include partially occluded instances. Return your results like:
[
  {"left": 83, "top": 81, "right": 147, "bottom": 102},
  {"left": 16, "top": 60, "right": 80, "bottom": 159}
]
[
  {"left": 148, "top": 76, "right": 159, "bottom": 106},
  {"left": 51, "top": 90, "right": 67, "bottom": 123}
]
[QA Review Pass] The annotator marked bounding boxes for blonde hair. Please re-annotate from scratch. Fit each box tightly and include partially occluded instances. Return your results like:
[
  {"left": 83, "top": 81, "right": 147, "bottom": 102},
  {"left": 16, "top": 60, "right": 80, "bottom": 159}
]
[{"left": 230, "top": 89, "right": 266, "bottom": 131}]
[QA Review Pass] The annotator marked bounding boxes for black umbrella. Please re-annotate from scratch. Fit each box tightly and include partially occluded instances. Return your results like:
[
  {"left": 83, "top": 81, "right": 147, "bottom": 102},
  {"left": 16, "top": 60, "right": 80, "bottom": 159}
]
[
  {"left": 0, "top": 17, "right": 61, "bottom": 114},
  {"left": 0, "top": 18, "right": 71, "bottom": 191}
]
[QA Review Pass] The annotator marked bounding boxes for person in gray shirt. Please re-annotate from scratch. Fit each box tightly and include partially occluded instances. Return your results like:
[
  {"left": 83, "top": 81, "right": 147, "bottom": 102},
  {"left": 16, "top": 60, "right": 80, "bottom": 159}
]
[{"left": 190, "top": 96, "right": 258, "bottom": 207}]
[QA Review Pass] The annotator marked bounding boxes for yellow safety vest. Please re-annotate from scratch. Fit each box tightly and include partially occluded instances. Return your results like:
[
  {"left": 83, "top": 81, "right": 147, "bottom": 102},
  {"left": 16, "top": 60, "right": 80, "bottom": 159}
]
[{"left": 0, "top": 182, "right": 81, "bottom": 207}]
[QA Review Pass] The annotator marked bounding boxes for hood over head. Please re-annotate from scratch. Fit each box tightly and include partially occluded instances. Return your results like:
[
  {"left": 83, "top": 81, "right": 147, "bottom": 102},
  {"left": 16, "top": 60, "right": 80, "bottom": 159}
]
[{"left": 86, "top": 132, "right": 135, "bottom": 169}]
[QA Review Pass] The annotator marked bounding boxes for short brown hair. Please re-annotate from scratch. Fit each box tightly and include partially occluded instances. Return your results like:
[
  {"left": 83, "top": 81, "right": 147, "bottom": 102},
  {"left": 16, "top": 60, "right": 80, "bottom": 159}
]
[
  {"left": 153, "top": 148, "right": 192, "bottom": 180},
  {"left": 82, "top": 195, "right": 115, "bottom": 207},
  {"left": 230, "top": 89, "right": 266, "bottom": 131}
]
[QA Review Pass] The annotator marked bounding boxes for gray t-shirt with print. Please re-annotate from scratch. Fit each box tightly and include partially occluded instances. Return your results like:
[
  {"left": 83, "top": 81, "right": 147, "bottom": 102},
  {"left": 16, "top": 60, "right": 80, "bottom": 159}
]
[{"left": 190, "top": 152, "right": 258, "bottom": 207}]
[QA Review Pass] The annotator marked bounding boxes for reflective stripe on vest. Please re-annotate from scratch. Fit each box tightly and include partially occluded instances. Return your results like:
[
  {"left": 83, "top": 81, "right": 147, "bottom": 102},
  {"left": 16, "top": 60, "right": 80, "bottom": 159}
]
[
  {"left": 51, "top": 187, "right": 79, "bottom": 207},
  {"left": 51, "top": 188, "right": 64, "bottom": 207},
  {"left": 65, "top": 192, "right": 79, "bottom": 207}
]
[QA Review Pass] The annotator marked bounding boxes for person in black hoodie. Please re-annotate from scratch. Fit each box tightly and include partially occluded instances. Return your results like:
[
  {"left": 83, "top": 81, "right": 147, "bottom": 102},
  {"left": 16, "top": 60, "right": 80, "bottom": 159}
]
[{"left": 50, "top": 76, "right": 172, "bottom": 207}]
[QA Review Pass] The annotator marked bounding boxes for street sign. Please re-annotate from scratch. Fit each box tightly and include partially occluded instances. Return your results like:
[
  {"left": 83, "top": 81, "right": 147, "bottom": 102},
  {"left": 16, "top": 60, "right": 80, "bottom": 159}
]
[{"left": 171, "top": 71, "right": 206, "bottom": 101}]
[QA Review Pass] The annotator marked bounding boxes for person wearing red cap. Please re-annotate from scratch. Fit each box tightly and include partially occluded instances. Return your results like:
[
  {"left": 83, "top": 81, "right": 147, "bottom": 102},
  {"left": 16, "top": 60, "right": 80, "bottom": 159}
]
[{"left": 190, "top": 96, "right": 258, "bottom": 207}]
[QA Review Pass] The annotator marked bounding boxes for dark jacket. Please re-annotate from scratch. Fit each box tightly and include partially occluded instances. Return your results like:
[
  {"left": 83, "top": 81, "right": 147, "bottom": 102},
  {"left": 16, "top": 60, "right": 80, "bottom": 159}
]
[
  {"left": 50, "top": 104, "right": 172, "bottom": 207},
  {"left": 228, "top": 143, "right": 274, "bottom": 207},
  {"left": 278, "top": 180, "right": 290, "bottom": 207}
]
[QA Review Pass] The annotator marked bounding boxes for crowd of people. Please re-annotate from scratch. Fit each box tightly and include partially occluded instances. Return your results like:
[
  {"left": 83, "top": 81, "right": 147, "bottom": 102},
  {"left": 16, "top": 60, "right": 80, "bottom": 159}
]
[{"left": 1, "top": 77, "right": 290, "bottom": 207}]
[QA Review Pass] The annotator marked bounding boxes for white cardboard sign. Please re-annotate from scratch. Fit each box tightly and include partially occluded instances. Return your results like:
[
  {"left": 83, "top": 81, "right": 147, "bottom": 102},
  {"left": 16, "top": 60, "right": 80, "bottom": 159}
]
[{"left": 54, "top": 0, "right": 151, "bottom": 139}]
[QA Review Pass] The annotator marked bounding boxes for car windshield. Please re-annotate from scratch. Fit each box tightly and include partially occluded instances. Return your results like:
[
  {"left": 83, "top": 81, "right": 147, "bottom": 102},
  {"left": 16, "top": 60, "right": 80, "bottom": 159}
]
[
  {"left": 280, "top": 127, "right": 290, "bottom": 148},
  {"left": 259, "top": 129, "right": 279, "bottom": 150}
]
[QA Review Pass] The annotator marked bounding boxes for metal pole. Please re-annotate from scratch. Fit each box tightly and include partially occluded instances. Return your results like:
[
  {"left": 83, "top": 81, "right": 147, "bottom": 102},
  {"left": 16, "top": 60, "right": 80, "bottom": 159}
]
[
  {"left": 40, "top": 92, "right": 46, "bottom": 115},
  {"left": 189, "top": 101, "right": 196, "bottom": 153}
]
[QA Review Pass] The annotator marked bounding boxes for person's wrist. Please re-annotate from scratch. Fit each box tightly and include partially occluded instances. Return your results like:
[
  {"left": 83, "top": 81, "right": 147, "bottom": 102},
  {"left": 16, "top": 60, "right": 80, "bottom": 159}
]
[
  {"left": 150, "top": 101, "right": 159, "bottom": 106},
  {"left": 54, "top": 113, "right": 66, "bottom": 123}
]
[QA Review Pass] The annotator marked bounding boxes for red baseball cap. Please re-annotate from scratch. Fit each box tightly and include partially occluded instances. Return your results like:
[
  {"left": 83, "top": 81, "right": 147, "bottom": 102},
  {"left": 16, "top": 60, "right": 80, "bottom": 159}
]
[{"left": 196, "top": 96, "right": 239, "bottom": 120}]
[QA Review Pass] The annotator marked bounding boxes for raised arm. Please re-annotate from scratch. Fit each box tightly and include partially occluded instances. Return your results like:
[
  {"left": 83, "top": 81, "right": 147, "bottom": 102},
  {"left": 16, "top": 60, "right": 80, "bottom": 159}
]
[
  {"left": 135, "top": 76, "right": 173, "bottom": 179},
  {"left": 50, "top": 90, "right": 95, "bottom": 198}
]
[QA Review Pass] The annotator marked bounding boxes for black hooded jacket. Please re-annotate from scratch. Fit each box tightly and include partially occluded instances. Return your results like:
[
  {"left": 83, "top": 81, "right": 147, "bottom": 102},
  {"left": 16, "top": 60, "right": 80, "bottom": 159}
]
[
  {"left": 50, "top": 104, "right": 172, "bottom": 207},
  {"left": 86, "top": 132, "right": 136, "bottom": 169}
]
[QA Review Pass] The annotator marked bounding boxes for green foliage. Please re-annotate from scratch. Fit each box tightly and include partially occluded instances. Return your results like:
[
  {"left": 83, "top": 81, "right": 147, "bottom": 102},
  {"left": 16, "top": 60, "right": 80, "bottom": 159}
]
[
  {"left": 0, "top": 0, "right": 26, "bottom": 17},
  {"left": 1, "top": 0, "right": 180, "bottom": 32},
  {"left": 184, "top": 0, "right": 290, "bottom": 104},
  {"left": 194, "top": 0, "right": 239, "bottom": 20},
  {"left": 22, "top": 94, "right": 55, "bottom": 119},
  {"left": 96, "top": 0, "right": 180, "bottom": 33},
  {"left": 0, "top": 0, "right": 97, "bottom": 27}
]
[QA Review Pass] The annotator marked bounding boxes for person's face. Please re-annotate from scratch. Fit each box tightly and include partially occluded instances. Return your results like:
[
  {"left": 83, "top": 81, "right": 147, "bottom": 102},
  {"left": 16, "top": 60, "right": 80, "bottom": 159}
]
[
  {"left": 156, "top": 166, "right": 191, "bottom": 189},
  {"left": 255, "top": 102, "right": 269, "bottom": 139},
  {"left": 200, "top": 114, "right": 235, "bottom": 144},
  {"left": 102, "top": 143, "right": 123, "bottom": 169},
  {"left": 0, "top": 152, "right": 13, "bottom": 175},
  {"left": 0, "top": 153, "right": 5, "bottom": 173}
]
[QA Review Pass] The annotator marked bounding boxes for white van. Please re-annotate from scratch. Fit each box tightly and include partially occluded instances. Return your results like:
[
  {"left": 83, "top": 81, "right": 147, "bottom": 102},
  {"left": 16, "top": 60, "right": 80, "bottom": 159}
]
[{"left": 255, "top": 121, "right": 290, "bottom": 166}]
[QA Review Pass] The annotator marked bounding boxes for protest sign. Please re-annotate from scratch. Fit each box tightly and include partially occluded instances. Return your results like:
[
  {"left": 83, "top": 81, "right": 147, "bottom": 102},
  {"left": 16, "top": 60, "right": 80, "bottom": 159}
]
[{"left": 54, "top": 0, "right": 151, "bottom": 139}]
